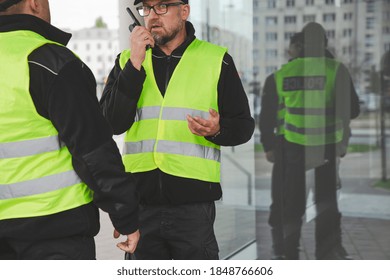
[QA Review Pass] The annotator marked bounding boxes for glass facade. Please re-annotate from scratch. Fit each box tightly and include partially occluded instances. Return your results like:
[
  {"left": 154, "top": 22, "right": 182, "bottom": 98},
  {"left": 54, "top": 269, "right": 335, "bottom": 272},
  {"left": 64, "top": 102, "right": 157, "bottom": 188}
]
[
  {"left": 190, "top": 0, "right": 256, "bottom": 259},
  {"left": 192, "top": 0, "right": 390, "bottom": 260}
]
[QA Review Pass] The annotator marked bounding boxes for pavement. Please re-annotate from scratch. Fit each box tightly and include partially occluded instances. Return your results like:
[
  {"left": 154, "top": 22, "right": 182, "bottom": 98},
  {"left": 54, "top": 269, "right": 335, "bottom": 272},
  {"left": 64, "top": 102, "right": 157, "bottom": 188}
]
[
  {"left": 256, "top": 211, "right": 390, "bottom": 260},
  {"left": 255, "top": 152, "right": 390, "bottom": 260}
]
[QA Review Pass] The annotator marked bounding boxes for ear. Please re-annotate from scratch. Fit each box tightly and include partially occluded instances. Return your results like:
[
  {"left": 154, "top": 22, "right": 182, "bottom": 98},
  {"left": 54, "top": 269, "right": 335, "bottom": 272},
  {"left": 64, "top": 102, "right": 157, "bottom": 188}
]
[
  {"left": 26, "top": 0, "right": 40, "bottom": 16},
  {"left": 24, "top": 0, "right": 50, "bottom": 23},
  {"left": 181, "top": 4, "right": 190, "bottom": 21}
]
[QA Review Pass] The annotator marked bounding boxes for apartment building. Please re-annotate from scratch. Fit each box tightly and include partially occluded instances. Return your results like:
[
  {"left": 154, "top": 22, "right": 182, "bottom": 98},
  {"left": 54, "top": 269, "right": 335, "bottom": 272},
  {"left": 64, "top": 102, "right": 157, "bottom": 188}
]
[
  {"left": 253, "top": 0, "right": 390, "bottom": 94},
  {"left": 67, "top": 27, "right": 119, "bottom": 85}
]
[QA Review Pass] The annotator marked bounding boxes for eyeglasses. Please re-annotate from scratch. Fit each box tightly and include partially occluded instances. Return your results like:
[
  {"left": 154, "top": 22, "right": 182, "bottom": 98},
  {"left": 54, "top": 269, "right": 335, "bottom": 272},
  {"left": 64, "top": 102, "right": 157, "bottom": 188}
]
[{"left": 136, "top": 2, "right": 185, "bottom": 17}]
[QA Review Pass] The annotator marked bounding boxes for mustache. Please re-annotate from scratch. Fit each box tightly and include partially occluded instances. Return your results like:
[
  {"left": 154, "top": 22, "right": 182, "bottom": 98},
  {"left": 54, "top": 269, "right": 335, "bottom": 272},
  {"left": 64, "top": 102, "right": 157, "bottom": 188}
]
[{"left": 148, "top": 20, "right": 163, "bottom": 29}]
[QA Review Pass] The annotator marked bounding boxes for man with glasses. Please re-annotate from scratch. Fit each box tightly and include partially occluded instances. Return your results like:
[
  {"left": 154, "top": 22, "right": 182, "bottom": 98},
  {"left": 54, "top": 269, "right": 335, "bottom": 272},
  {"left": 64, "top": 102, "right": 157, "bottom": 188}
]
[{"left": 101, "top": 0, "right": 254, "bottom": 260}]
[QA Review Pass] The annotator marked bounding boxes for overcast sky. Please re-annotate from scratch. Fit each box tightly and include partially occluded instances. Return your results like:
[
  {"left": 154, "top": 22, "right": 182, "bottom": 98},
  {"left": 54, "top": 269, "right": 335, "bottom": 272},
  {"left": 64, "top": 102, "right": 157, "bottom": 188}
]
[
  {"left": 48, "top": 0, "right": 250, "bottom": 32},
  {"left": 50, "top": 0, "right": 119, "bottom": 30}
]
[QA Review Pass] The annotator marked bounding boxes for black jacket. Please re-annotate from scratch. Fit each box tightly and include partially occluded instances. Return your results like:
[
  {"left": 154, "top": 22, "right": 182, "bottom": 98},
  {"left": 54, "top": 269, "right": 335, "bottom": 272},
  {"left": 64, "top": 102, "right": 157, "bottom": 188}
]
[
  {"left": 0, "top": 14, "right": 139, "bottom": 239},
  {"left": 100, "top": 22, "right": 255, "bottom": 205}
]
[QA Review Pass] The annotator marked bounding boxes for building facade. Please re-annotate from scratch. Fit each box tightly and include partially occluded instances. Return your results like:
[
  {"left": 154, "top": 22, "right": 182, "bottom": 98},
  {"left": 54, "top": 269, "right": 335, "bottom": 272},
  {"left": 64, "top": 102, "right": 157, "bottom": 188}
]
[
  {"left": 253, "top": 0, "right": 390, "bottom": 95},
  {"left": 68, "top": 27, "right": 119, "bottom": 88}
]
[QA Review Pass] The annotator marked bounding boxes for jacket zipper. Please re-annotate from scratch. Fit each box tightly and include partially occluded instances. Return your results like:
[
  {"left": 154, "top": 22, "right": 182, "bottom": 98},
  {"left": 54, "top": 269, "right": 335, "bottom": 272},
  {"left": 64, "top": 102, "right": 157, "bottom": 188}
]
[
  {"left": 159, "top": 55, "right": 171, "bottom": 199},
  {"left": 164, "top": 55, "right": 172, "bottom": 92}
]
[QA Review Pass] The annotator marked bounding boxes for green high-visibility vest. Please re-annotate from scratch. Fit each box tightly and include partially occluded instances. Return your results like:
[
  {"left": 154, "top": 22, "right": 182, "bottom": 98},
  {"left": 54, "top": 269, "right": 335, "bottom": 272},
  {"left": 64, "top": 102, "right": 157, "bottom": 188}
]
[
  {"left": 0, "top": 30, "right": 93, "bottom": 220},
  {"left": 119, "top": 39, "right": 227, "bottom": 183},
  {"left": 274, "top": 57, "right": 344, "bottom": 146}
]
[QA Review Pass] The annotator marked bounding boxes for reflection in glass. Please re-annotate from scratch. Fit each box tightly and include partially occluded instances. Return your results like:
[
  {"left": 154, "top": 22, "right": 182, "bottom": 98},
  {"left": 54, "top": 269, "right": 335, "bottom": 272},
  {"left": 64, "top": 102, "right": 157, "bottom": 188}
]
[
  {"left": 191, "top": 0, "right": 256, "bottom": 259},
  {"left": 255, "top": 0, "right": 390, "bottom": 260}
]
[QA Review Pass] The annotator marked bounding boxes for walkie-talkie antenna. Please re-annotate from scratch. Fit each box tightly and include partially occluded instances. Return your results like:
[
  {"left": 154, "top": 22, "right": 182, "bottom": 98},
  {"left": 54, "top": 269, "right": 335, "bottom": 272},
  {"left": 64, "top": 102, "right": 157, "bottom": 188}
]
[
  {"left": 126, "top": 6, "right": 151, "bottom": 50},
  {"left": 126, "top": 7, "right": 141, "bottom": 32}
]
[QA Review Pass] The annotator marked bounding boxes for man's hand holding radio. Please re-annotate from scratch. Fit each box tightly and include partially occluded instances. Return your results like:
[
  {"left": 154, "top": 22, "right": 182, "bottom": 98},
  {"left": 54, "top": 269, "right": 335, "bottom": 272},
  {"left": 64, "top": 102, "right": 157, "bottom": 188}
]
[{"left": 130, "top": 26, "right": 155, "bottom": 70}]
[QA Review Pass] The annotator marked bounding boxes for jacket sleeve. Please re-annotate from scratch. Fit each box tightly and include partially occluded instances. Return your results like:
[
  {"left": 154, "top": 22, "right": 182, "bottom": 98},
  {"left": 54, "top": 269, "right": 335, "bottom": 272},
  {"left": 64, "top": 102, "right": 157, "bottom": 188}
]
[
  {"left": 206, "top": 53, "right": 255, "bottom": 146},
  {"left": 28, "top": 46, "right": 139, "bottom": 235},
  {"left": 335, "top": 63, "right": 360, "bottom": 121},
  {"left": 259, "top": 74, "right": 279, "bottom": 152},
  {"left": 100, "top": 54, "right": 146, "bottom": 135},
  {"left": 334, "top": 63, "right": 360, "bottom": 154}
]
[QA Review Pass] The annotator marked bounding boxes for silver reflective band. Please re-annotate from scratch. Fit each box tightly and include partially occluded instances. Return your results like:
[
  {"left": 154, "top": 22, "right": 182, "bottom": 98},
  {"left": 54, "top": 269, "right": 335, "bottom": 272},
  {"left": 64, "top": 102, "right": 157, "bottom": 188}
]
[
  {"left": 123, "top": 139, "right": 156, "bottom": 154},
  {"left": 0, "top": 170, "right": 82, "bottom": 200},
  {"left": 0, "top": 135, "right": 61, "bottom": 159},
  {"left": 157, "top": 140, "right": 221, "bottom": 162},
  {"left": 285, "top": 122, "right": 343, "bottom": 135},
  {"left": 134, "top": 106, "right": 161, "bottom": 122},
  {"left": 161, "top": 108, "right": 209, "bottom": 121},
  {"left": 124, "top": 140, "right": 221, "bottom": 162},
  {"left": 135, "top": 107, "right": 210, "bottom": 122},
  {"left": 287, "top": 107, "right": 335, "bottom": 116}
]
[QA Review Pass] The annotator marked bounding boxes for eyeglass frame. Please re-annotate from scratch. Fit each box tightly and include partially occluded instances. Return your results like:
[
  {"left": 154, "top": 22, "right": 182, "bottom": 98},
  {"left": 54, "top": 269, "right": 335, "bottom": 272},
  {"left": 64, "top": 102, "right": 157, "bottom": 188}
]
[{"left": 136, "top": 2, "right": 185, "bottom": 17}]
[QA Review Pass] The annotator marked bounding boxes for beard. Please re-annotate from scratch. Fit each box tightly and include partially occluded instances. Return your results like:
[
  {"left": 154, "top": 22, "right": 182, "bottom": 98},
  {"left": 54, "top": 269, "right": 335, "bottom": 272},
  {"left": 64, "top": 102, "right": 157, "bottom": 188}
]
[
  {"left": 152, "top": 29, "right": 179, "bottom": 46},
  {"left": 150, "top": 19, "right": 184, "bottom": 46}
]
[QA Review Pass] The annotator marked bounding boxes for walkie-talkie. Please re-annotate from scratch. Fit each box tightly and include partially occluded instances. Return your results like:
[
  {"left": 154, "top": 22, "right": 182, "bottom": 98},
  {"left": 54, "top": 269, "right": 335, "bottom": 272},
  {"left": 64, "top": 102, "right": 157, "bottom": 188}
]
[
  {"left": 126, "top": 7, "right": 141, "bottom": 32},
  {"left": 125, "top": 252, "right": 137, "bottom": 260},
  {"left": 126, "top": 7, "right": 151, "bottom": 50}
]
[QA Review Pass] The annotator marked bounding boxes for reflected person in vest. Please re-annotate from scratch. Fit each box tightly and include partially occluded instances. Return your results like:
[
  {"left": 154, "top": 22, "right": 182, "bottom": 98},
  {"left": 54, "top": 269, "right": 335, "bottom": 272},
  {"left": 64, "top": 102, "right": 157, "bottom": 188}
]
[
  {"left": 101, "top": 0, "right": 254, "bottom": 260},
  {"left": 273, "top": 22, "right": 360, "bottom": 259},
  {"left": 260, "top": 32, "right": 305, "bottom": 260},
  {"left": 0, "top": 0, "right": 140, "bottom": 259}
]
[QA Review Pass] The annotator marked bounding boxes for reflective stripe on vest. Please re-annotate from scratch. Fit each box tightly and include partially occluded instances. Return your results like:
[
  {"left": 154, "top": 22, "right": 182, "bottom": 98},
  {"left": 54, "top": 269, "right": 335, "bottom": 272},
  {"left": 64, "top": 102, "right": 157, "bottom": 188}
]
[
  {"left": 286, "top": 107, "right": 335, "bottom": 116},
  {"left": 0, "top": 30, "right": 93, "bottom": 220},
  {"left": 124, "top": 140, "right": 221, "bottom": 162},
  {"left": 275, "top": 57, "right": 343, "bottom": 146},
  {"left": 0, "top": 135, "right": 61, "bottom": 159},
  {"left": 285, "top": 122, "right": 344, "bottom": 135},
  {"left": 134, "top": 107, "right": 210, "bottom": 122},
  {"left": 119, "top": 39, "right": 226, "bottom": 182},
  {"left": 0, "top": 170, "right": 81, "bottom": 200}
]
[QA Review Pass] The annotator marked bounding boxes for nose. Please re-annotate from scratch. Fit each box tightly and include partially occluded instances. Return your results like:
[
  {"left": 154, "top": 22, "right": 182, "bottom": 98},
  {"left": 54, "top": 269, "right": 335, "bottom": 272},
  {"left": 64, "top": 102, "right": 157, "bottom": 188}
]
[
  {"left": 145, "top": 9, "right": 158, "bottom": 28},
  {"left": 148, "top": 7, "right": 159, "bottom": 19}
]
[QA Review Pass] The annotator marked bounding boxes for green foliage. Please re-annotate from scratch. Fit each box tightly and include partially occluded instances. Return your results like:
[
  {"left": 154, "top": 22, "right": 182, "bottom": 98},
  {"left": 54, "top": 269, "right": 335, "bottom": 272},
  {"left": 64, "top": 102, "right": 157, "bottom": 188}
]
[
  {"left": 95, "top": 16, "right": 107, "bottom": 28},
  {"left": 347, "top": 144, "right": 378, "bottom": 153},
  {"left": 374, "top": 180, "right": 390, "bottom": 191},
  {"left": 255, "top": 144, "right": 264, "bottom": 152}
]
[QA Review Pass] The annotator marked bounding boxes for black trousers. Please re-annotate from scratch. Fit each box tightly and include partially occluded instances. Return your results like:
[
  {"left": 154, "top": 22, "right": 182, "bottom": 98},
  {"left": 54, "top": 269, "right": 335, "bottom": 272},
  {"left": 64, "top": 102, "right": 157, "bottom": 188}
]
[
  {"left": 268, "top": 152, "right": 285, "bottom": 257},
  {"left": 134, "top": 202, "right": 219, "bottom": 260},
  {"left": 0, "top": 203, "right": 99, "bottom": 260},
  {"left": 0, "top": 236, "right": 96, "bottom": 260},
  {"left": 269, "top": 140, "right": 342, "bottom": 259}
]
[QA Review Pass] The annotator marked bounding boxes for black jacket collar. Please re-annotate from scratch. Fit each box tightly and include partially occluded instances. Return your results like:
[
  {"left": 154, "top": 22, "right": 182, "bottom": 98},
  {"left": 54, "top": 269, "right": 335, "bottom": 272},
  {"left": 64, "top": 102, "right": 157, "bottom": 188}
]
[{"left": 0, "top": 14, "right": 71, "bottom": 45}]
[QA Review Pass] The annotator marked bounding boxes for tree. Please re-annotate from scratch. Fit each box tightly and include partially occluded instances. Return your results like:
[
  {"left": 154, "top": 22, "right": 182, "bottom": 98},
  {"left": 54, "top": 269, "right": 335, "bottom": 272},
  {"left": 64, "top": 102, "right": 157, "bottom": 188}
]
[{"left": 94, "top": 16, "right": 107, "bottom": 29}]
